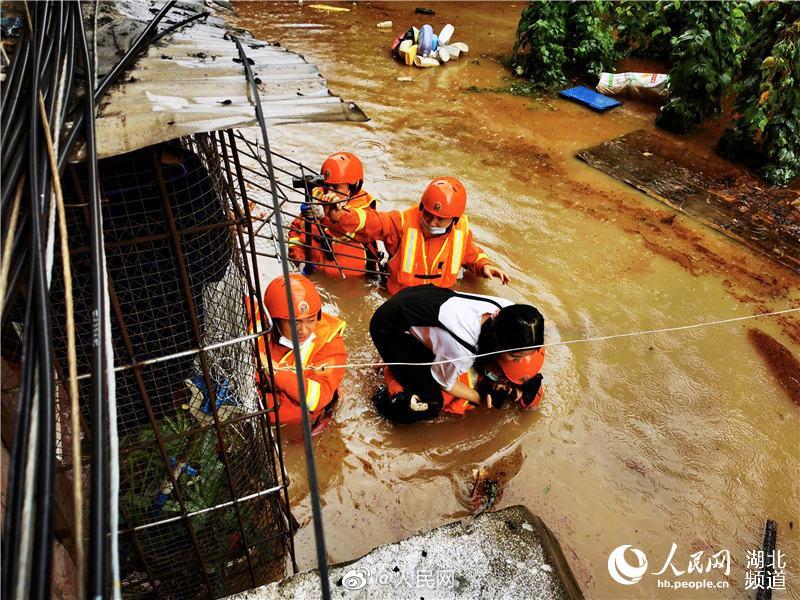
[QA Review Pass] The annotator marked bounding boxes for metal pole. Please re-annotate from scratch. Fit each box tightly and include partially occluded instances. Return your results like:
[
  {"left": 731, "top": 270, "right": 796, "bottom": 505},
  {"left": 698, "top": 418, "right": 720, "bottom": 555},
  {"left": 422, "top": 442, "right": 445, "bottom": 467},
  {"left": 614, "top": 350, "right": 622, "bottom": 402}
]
[{"left": 232, "top": 35, "right": 332, "bottom": 599}]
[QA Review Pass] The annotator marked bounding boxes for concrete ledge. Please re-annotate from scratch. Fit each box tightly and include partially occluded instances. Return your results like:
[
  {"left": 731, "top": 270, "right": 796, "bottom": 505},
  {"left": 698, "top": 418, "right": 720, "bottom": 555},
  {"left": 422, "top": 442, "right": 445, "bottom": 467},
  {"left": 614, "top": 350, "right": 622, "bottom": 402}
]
[{"left": 228, "top": 506, "right": 584, "bottom": 600}]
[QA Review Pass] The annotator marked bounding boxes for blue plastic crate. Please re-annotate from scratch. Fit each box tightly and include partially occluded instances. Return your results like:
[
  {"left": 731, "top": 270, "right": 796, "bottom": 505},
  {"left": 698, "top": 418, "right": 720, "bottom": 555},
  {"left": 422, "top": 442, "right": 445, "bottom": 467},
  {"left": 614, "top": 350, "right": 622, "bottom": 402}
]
[{"left": 559, "top": 86, "right": 622, "bottom": 112}]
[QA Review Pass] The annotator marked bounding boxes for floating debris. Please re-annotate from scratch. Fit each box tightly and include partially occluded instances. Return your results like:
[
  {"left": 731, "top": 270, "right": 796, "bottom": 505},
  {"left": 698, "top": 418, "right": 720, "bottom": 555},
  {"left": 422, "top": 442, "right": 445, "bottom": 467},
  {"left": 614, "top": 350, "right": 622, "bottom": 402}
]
[
  {"left": 309, "top": 4, "right": 350, "bottom": 12},
  {"left": 470, "top": 467, "right": 500, "bottom": 519}
]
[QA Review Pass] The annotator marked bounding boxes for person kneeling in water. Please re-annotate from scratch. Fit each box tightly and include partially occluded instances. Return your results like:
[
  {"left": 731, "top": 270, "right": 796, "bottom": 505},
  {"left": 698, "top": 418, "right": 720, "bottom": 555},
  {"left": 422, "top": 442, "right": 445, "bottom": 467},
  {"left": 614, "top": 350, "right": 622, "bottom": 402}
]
[
  {"left": 443, "top": 347, "right": 546, "bottom": 415},
  {"left": 248, "top": 274, "right": 347, "bottom": 434},
  {"left": 369, "top": 284, "right": 544, "bottom": 423}
]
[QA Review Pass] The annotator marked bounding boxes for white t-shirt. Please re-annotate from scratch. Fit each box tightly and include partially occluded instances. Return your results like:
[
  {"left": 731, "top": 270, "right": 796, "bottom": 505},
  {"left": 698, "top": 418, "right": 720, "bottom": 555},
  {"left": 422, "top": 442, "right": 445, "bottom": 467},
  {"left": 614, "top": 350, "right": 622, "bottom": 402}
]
[{"left": 409, "top": 293, "right": 512, "bottom": 390}]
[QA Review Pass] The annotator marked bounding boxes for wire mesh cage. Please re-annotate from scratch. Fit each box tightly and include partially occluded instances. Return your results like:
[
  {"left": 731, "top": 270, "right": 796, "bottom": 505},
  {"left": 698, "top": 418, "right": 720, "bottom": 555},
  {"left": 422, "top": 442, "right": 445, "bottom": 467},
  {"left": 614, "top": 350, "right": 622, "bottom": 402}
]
[{"left": 46, "top": 131, "right": 299, "bottom": 598}]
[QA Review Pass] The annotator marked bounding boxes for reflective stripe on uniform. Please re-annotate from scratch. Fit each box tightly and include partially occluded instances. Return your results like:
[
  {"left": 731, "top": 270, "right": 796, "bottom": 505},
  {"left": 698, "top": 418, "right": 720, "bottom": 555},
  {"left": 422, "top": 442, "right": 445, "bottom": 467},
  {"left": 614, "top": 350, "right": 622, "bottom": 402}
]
[
  {"left": 401, "top": 227, "right": 419, "bottom": 274},
  {"left": 305, "top": 379, "right": 322, "bottom": 411},
  {"left": 450, "top": 229, "right": 465, "bottom": 274},
  {"left": 353, "top": 207, "right": 367, "bottom": 232}
]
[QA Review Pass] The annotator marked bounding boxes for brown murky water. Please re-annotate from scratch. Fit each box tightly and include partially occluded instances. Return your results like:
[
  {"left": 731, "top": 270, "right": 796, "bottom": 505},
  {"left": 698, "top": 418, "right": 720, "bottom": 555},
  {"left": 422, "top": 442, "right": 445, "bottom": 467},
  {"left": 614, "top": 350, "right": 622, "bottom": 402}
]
[{"left": 234, "top": 3, "right": 799, "bottom": 598}]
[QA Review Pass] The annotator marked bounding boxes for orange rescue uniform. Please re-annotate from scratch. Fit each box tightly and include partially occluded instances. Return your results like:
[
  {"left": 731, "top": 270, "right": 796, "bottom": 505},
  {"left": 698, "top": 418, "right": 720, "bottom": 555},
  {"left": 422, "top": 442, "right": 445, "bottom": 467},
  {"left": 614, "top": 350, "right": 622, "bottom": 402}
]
[
  {"left": 288, "top": 188, "right": 377, "bottom": 277},
  {"left": 248, "top": 301, "right": 347, "bottom": 425},
  {"left": 383, "top": 366, "right": 478, "bottom": 416},
  {"left": 323, "top": 205, "right": 493, "bottom": 295}
]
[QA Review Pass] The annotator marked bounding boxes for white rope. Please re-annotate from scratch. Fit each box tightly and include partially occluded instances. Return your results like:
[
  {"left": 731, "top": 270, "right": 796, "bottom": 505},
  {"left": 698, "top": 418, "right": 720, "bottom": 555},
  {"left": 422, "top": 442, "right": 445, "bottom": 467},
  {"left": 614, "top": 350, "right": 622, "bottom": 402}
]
[{"left": 295, "top": 306, "right": 800, "bottom": 372}]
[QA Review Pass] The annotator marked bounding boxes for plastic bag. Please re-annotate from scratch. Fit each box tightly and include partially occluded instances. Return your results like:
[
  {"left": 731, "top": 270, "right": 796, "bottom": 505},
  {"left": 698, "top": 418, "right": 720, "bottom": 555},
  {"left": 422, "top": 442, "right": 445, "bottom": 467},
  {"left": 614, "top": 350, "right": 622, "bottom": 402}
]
[{"left": 596, "top": 72, "right": 669, "bottom": 104}]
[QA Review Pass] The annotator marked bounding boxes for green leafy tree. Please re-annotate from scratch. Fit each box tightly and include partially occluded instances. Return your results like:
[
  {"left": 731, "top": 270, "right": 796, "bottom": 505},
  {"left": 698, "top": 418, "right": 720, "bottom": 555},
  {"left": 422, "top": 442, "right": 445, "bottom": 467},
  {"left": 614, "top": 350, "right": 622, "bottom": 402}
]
[
  {"left": 511, "top": 1, "right": 569, "bottom": 87},
  {"left": 656, "top": 2, "right": 750, "bottom": 133},
  {"left": 567, "top": 0, "right": 617, "bottom": 77},
  {"left": 614, "top": 0, "right": 683, "bottom": 60},
  {"left": 720, "top": 2, "right": 800, "bottom": 185},
  {"left": 511, "top": 1, "right": 616, "bottom": 88}
]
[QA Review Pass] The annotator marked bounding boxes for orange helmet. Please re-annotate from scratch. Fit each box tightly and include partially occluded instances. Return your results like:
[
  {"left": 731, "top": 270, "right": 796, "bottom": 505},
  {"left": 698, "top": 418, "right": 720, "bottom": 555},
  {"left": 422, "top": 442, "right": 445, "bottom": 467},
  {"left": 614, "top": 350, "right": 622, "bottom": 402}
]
[
  {"left": 420, "top": 177, "right": 467, "bottom": 219},
  {"left": 263, "top": 274, "right": 322, "bottom": 320},
  {"left": 321, "top": 152, "right": 364, "bottom": 186},
  {"left": 498, "top": 348, "right": 545, "bottom": 385}
]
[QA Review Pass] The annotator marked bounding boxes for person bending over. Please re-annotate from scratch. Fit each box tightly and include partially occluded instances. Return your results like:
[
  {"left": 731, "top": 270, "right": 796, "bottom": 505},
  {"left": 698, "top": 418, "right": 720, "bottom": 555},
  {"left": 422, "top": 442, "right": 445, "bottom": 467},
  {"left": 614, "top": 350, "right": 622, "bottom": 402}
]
[{"left": 369, "top": 284, "right": 544, "bottom": 423}]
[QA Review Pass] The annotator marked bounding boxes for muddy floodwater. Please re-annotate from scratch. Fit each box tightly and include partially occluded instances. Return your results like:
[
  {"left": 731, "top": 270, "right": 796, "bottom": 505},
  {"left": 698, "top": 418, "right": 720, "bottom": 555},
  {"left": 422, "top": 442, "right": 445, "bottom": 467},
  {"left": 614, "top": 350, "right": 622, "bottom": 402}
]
[{"left": 234, "top": 2, "right": 799, "bottom": 598}]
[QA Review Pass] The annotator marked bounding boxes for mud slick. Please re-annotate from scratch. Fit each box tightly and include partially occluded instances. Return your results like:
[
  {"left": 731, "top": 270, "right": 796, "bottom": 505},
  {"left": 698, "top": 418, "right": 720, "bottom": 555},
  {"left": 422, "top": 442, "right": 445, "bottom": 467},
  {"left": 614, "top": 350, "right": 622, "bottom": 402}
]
[{"left": 748, "top": 329, "right": 800, "bottom": 406}]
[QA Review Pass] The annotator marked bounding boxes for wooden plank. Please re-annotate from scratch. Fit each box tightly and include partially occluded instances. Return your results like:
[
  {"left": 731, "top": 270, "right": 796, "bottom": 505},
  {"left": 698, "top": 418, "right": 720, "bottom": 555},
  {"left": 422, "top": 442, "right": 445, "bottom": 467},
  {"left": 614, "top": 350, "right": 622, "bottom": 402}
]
[{"left": 577, "top": 130, "right": 800, "bottom": 274}]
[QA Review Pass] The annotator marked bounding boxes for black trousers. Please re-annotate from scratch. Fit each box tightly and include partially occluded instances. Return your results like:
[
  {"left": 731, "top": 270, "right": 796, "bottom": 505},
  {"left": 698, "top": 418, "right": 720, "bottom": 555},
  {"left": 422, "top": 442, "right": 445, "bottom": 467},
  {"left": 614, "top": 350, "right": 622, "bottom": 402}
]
[{"left": 369, "top": 298, "right": 444, "bottom": 422}]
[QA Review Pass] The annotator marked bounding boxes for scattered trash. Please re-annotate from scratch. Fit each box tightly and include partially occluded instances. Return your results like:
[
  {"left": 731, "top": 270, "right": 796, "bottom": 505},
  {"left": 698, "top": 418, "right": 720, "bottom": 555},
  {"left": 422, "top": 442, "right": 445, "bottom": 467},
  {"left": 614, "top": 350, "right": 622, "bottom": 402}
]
[
  {"left": 439, "top": 23, "right": 454, "bottom": 46},
  {"left": 404, "top": 43, "right": 417, "bottom": 66},
  {"left": 309, "top": 3, "right": 350, "bottom": 12},
  {"left": 470, "top": 467, "right": 500, "bottom": 519},
  {"left": 377, "top": 20, "right": 393, "bottom": 28},
  {"left": 391, "top": 23, "right": 466, "bottom": 68},
  {"left": 596, "top": 72, "right": 669, "bottom": 103},
  {"left": 419, "top": 24, "right": 433, "bottom": 55},
  {"left": 643, "top": 151, "right": 653, "bottom": 157},
  {"left": 396, "top": 76, "right": 414, "bottom": 82},
  {"left": 414, "top": 55, "right": 439, "bottom": 68},
  {"left": 559, "top": 86, "right": 622, "bottom": 112},
  {"left": 541, "top": 564, "right": 553, "bottom": 573},
  {"left": 522, "top": 522, "right": 534, "bottom": 532},
  {"left": 415, "top": 7, "right": 435, "bottom": 15}
]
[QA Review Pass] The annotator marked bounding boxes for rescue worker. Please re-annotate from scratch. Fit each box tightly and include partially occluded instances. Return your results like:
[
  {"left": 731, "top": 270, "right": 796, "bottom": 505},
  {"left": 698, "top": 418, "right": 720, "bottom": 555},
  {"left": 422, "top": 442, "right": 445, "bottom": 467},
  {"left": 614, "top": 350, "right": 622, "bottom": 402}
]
[
  {"left": 369, "top": 284, "right": 544, "bottom": 423},
  {"left": 439, "top": 347, "right": 546, "bottom": 415},
  {"left": 288, "top": 152, "right": 379, "bottom": 277},
  {"left": 248, "top": 274, "right": 347, "bottom": 433},
  {"left": 320, "top": 177, "right": 509, "bottom": 295}
]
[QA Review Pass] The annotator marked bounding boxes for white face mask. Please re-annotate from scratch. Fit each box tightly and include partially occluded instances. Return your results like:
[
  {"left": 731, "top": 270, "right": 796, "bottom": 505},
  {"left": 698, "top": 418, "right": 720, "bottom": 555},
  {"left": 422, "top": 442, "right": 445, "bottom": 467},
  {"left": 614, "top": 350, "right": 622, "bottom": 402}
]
[
  {"left": 278, "top": 333, "right": 315, "bottom": 350},
  {"left": 421, "top": 219, "right": 449, "bottom": 236}
]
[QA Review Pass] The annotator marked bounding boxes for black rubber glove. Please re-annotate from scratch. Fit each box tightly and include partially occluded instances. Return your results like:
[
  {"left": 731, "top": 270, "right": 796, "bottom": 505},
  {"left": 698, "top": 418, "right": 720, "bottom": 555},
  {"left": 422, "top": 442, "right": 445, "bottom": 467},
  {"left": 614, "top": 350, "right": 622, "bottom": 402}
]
[
  {"left": 487, "top": 381, "right": 517, "bottom": 409},
  {"left": 475, "top": 377, "right": 494, "bottom": 405},
  {"left": 519, "top": 374, "right": 544, "bottom": 408}
]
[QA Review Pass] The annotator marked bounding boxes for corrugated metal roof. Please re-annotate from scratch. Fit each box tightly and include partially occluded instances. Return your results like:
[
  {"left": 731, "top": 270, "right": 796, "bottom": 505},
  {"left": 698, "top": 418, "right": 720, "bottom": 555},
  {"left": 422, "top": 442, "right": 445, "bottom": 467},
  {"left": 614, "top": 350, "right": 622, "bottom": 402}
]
[{"left": 92, "top": 0, "right": 367, "bottom": 159}]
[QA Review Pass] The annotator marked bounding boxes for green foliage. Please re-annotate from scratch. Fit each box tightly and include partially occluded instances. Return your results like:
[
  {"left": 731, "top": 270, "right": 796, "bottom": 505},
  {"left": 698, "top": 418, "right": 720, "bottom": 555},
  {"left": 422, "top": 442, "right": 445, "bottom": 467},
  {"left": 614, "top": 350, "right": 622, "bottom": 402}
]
[
  {"left": 614, "top": 0, "right": 682, "bottom": 60},
  {"left": 656, "top": 2, "right": 750, "bottom": 134},
  {"left": 509, "top": 0, "right": 798, "bottom": 184},
  {"left": 567, "top": 0, "right": 617, "bottom": 76},
  {"left": 511, "top": 1, "right": 568, "bottom": 87},
  {"left": 721, "top": 2, "right": 800, "bottom": 185},
  {"left": 510, "top": 1, "right": 618, "bottom": 88}
]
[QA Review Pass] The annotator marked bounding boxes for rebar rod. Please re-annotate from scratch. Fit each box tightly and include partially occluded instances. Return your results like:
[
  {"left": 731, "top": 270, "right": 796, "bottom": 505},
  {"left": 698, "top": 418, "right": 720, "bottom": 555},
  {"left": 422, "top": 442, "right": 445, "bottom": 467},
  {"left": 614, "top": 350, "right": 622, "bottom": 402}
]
[{"left": 233, "top": 34, "right": 331, "bottom": 599}]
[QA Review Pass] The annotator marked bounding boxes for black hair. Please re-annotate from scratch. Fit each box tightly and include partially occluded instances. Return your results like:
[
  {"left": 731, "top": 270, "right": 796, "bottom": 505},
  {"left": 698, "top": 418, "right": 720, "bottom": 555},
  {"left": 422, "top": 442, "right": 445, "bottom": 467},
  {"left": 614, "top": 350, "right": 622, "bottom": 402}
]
[{"left": 474, "top": 304, "right": 544, "bottom": 374}]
